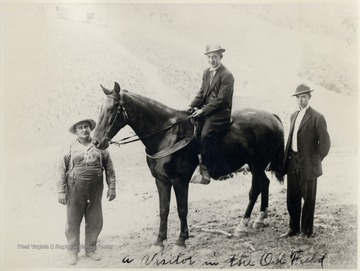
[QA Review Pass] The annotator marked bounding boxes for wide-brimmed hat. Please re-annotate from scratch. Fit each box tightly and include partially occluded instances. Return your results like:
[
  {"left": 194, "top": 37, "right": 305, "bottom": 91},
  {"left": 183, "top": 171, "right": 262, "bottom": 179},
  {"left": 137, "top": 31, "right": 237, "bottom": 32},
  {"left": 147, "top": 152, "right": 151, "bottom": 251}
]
[
  {"left": 292, "top": 84, "right": 314, "bottom": 96},
  {"left": 204, "top": 43, "right": 226, "bottom": 55},
  {"left": 69, "top": 118, "right": 96, "bottom": 134}
]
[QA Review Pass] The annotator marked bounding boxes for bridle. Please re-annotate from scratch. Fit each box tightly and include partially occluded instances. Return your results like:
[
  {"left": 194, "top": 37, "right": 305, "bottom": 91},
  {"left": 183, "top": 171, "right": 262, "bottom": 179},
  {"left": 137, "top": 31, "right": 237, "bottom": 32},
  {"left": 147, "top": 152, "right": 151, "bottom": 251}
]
[
  {"left": 104, "top": 91, "right": 128, "bottom": 143},
  {"left": 103, "top": 91, "right": 192, "bottom": 147}
]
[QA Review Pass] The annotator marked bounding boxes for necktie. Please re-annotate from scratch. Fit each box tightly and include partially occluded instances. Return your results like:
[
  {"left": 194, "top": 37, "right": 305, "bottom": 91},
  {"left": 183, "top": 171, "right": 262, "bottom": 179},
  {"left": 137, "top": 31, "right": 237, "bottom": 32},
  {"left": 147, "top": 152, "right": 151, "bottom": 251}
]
[{"left": 210, "top": 70, "right": 215, "bottom": 85}]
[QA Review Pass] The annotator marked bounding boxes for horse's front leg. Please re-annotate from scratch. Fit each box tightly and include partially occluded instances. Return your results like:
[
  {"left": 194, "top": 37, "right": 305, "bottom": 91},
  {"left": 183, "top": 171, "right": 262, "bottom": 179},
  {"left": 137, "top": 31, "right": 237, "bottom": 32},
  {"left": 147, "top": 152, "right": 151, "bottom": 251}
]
[
  {"left": 172, "top": 180, "right": 189, "bottom": 253},
  {"left": 151, "top": 178, "right": 171, "bottom": 252},
  {"left": 234, "top": 169, "right": 262, "bottom": 237}
]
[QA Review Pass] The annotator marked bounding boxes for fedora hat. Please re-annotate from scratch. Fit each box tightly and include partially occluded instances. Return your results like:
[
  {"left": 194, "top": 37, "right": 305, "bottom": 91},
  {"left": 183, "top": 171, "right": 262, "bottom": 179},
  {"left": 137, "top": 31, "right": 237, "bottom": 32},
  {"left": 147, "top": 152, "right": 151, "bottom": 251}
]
[
  {"left": 292, "top": 84, "right": 314, "bottom": 96},
  {"left": 69, "top": 118, "right": 96, "bottom": 134},
  {"left": 204, "top": 43, "right": 226, "bottom": 55}
]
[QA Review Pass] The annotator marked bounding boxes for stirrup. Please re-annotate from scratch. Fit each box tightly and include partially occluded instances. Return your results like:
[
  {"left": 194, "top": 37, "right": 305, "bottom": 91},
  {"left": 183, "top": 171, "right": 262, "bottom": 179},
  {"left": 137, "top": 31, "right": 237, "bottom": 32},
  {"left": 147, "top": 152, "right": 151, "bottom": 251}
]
[
  {"left": 200, "top": 164, "right": 211, "bottom": 180},
  {"left": 190, "top": 165, "right": 210, "bottom": 185}
]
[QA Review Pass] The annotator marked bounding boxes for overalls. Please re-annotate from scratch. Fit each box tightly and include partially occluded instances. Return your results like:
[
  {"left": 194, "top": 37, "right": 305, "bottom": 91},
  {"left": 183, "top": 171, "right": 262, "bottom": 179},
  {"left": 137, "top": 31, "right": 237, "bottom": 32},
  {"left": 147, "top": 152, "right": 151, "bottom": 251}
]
[{"left": 65, "top": 143, "right": 104, "bottom": 254}]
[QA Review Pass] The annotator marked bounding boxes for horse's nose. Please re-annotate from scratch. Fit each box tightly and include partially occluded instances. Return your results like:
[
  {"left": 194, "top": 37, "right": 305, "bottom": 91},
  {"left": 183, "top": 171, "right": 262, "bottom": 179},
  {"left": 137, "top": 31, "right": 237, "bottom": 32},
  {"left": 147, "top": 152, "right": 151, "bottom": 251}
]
[{"left": 92, "top": 138, "right": 99, "bottom": 148}]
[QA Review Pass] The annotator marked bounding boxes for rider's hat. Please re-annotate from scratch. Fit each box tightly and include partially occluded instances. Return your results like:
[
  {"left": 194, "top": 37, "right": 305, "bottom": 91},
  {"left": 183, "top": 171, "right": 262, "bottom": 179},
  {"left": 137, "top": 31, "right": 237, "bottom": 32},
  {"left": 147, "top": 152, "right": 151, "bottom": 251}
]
[{"left": 204, "top": 43, "right": 226, "bottom": 55}]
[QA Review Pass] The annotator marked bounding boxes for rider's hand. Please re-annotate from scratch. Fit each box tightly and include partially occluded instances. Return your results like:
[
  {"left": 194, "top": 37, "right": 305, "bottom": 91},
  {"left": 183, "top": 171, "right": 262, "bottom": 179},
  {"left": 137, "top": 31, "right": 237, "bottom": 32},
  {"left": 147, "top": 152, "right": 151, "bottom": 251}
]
[
  {"left": 192, "top": 109, "right": 204, "bottom": 118},
  {"left": 186, "top": 106, "right": 194, "bottom": 113}
]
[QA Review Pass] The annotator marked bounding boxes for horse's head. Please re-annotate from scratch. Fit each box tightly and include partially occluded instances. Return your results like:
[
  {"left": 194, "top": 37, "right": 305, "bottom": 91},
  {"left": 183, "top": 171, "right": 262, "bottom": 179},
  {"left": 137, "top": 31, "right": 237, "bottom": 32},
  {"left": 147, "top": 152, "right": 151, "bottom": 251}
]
[{"left": 93, "top": 82, "right": 128, "bottom": 149}]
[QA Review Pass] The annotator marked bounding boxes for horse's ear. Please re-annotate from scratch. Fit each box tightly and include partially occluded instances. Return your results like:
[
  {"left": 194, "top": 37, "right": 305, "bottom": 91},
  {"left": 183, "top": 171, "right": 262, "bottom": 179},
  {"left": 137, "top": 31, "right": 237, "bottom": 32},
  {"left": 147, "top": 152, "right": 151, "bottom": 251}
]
[
  {"left": 114, "top": 82, "right": 121, "bottom": 94},
  {"left": 100, "top": 84, "right": 111, "bottom": 96}
]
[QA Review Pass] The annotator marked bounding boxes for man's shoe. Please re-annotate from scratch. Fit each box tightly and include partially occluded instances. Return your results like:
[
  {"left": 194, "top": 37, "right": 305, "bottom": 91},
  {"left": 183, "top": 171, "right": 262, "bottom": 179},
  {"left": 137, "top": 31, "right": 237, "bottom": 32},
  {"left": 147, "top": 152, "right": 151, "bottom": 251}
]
[
  {"left": 67, "top": 253, "right": 78, "bottom": 265},
  {"left": 86, "top": 252, "right": 101, "bottom": 261},
  {"left": 190, "top": 165, "right": 210, "bottom": 185},
  {"left": 280, "top": 229, "right": 299, "bottom": 238}
]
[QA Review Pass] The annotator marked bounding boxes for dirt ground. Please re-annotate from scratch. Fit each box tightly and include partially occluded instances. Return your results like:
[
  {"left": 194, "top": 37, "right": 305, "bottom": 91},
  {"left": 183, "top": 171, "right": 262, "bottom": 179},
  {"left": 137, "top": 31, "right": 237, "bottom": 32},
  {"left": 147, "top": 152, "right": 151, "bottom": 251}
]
[{"left": 1, "top": 3, "right": 358, "bottom": 270}]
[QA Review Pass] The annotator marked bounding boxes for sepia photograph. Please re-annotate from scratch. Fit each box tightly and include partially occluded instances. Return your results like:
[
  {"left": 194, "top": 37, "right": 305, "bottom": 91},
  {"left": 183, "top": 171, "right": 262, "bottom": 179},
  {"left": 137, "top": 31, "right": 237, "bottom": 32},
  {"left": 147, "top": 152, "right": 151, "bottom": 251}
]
[{"left": 0, "top": 0, "right": 358, "bottom": 269}]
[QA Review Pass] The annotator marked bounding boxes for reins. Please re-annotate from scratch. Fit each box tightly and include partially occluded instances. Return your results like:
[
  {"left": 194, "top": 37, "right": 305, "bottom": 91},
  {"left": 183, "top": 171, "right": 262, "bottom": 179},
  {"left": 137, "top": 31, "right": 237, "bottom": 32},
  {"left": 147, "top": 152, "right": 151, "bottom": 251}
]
[{"left": 110, "top": 116, "right": 192, "bottom": 147}]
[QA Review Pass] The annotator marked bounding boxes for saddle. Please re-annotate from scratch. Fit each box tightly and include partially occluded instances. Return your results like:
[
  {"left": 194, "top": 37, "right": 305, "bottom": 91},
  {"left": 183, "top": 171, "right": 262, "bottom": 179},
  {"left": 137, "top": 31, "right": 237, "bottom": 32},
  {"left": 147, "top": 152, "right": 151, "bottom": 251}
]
[
  {"left": 190, "top": 116, "right": 233, "bottom": 143},
  {"left": 146, "top": 116, "right": 232, "bottom": 161}
]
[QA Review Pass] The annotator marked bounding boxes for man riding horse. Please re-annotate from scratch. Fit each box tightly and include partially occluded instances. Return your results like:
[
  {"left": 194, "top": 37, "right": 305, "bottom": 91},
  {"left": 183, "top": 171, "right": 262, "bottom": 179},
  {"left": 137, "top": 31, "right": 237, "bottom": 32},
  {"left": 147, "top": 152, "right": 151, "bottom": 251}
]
[{"left": 187, "top": 43, "right": 234, "bottom": 184}]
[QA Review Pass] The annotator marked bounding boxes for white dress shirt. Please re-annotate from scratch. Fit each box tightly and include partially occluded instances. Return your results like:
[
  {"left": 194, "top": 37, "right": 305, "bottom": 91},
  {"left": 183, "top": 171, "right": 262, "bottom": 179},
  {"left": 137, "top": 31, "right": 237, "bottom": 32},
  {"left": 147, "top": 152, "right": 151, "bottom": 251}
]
[
  {"left": 291, "top": 104, "right": 309, "bottom": 152},
  {"left": 209, "top": 64, "right": 221, "bottom": 84}
]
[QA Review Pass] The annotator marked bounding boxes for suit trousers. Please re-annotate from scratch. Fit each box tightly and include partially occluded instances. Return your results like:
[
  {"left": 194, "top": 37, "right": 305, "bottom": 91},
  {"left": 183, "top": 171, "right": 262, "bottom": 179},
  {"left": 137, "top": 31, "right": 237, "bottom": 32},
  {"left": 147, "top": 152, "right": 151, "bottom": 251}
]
[
  {"left": 65, "top": 174, "right": 104, "bottom": 254},
  {"left": 200, "top": 118, "right": 218, "bottom": 169},
  {"left": 286, "top": 150, "right": 317, "bottom": 236}
]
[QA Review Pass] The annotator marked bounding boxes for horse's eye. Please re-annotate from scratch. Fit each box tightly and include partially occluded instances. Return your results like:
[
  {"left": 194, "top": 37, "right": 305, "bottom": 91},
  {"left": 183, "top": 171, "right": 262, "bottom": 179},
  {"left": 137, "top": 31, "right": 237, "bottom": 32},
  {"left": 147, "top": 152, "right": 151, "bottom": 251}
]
[{"left": 107, "top": 108, "right": 113, "bottom": 113}]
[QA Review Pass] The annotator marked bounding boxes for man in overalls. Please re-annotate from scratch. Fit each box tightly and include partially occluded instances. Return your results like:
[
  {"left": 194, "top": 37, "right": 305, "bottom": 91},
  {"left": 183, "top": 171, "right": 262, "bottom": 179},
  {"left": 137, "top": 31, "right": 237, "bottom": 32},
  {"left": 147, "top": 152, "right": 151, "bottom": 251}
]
[{"left": 58, "top": 118, "right": 116, "bottom": 265}]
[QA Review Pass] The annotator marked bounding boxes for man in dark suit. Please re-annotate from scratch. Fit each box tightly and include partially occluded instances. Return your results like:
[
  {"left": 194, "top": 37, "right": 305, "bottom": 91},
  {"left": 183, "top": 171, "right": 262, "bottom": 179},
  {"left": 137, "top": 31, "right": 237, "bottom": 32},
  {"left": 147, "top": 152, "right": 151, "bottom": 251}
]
[
  {"left": 281, "top": 84, "right": 331, "bottom": 238},
  {"left": 187, "top": 44, "right": 234, "bottom": 184}
]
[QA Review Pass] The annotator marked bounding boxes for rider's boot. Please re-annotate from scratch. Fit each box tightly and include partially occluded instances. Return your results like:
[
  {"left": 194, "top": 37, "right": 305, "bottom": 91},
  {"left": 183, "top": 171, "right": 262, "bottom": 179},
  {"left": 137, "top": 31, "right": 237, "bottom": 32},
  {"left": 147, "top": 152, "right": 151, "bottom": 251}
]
[{"left": 190, "top": 155, "right": 211, "bottom": 185}]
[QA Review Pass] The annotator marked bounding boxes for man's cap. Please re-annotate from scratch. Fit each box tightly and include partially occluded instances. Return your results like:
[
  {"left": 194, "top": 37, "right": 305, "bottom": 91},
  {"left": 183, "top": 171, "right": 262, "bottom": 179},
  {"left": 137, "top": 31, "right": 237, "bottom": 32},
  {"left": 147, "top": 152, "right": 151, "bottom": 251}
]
[
  {"left": 204, "top": 43, "right": 226, "bottom": 55},
  {"left": 69, "top": 118, "right": 96, "bottom": 134},
  {"left": 292, "top": 84, "right": 314, "bottom": 96}
]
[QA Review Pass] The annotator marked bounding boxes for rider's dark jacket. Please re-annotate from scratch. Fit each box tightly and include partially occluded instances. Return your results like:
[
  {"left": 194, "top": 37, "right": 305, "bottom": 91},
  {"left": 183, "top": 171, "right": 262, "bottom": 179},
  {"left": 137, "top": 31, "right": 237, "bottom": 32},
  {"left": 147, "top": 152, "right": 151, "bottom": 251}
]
[{"left": 190, "top": 64, "right": 234, "bottom": 133}]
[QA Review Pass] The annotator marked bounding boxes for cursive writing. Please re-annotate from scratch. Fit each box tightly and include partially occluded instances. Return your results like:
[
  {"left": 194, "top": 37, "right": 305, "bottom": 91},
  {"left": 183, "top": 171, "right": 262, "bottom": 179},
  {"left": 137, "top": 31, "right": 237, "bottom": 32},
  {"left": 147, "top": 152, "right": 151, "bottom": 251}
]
[
  {"left": 260, "top": 252, "right": 287, "bottom": 266},
  {"left": 141, "top": 252, "right": 195, "bottom": 266},
  {"left": 119, "top": 250, "right": 326, "bottom": 268},
  {"left": 122, "top": 255, "right": 134, "bottom": 264},
  {"left": 228, "top": 254, "right": 255, "bottom": 267},
  {"left": 291, "top": 250, "right": 326, "bottom": 269}
]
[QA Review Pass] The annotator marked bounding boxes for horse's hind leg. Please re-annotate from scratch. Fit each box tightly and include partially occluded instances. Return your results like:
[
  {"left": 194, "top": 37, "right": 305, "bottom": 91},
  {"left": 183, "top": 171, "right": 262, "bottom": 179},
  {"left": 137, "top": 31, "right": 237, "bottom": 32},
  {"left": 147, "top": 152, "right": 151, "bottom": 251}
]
[
  {"left": 172, "top": 180, "right": 189, "bottom": 253},
  {"left": 253, "top": 173, "right": 270, "bottom": 229},
  {"left": 151, "top": 178, "right": 171, "bottom": 252},
  {"left": 260, "top": 173, "right": 270, "bottom": 211}
]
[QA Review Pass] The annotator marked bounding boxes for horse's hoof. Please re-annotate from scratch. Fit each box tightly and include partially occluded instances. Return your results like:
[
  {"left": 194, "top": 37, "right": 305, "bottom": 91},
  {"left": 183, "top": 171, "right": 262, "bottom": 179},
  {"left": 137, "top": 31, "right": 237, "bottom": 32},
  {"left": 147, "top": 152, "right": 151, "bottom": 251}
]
[
  {"left": 252, "top": 210, "right": 268, "bottom": 229},
  {"left": 253, "top": 222, "right": 264, "bottom": 229},
  {"left": 234, "top": 224, "right": 248, "bottom": 238},
  {"left": 253, "top": 218, "right": 268, "bottom": 229},
  {"left": 172, "top": 244, "right": 186, "bottom": 255},
  {"left": 234, "top": 229, "right": 248, "bottom": 238},
  {"left": 149, "top": 244, "right": 164, "bottom": 253}
]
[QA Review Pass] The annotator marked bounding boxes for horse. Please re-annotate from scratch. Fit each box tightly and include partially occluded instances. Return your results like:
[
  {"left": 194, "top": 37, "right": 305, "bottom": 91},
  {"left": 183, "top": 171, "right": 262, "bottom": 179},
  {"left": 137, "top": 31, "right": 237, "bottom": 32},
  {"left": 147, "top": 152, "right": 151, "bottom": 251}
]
[{"left": 92, "top": 82, "right": 284, "bottom": 253}]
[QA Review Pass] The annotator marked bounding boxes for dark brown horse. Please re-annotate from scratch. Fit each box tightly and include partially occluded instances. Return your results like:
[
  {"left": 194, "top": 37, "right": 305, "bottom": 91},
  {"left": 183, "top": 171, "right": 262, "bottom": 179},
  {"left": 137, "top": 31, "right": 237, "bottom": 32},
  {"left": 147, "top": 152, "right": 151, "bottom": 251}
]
[{"left": 93, "top": 82, "right": 284, "bottom": 252}]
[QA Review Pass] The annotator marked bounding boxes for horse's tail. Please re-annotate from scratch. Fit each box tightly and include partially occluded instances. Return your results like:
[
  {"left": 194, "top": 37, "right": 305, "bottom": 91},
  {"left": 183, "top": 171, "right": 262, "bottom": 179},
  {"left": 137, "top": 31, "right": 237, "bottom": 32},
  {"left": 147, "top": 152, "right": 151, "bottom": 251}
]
[{"left": 269, "top": 114, "right": 285, "bottom": 183}]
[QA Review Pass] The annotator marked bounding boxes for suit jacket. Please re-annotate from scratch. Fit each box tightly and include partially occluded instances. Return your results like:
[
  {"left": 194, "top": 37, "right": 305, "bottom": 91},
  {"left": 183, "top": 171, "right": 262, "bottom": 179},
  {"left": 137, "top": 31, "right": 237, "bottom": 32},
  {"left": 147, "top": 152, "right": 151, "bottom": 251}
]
[
  {"left": 283, "top": 106, "right": 331, "bottom": 181},
  {"left": 190, "top": 64, "right": 234, "bottom": 132}
]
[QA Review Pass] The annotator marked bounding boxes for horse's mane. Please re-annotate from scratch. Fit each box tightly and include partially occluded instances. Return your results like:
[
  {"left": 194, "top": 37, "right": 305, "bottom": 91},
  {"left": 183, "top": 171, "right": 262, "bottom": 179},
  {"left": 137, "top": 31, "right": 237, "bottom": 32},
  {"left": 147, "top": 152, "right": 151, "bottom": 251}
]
[{"left": 126, "top": 91, "right": 185, "bottom": 116}]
